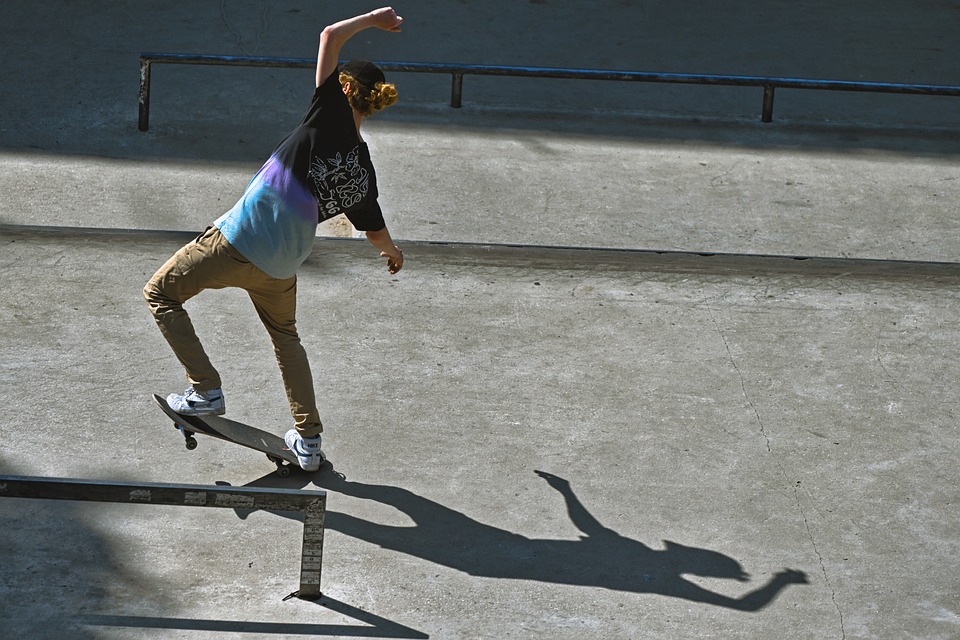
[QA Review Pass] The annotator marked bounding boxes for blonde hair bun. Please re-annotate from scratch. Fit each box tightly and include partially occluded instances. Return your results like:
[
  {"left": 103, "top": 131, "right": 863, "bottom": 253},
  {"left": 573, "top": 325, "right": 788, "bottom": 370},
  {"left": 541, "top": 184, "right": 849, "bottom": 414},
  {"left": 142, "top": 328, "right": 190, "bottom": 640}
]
[{"left": 340, "top": 72, "right": 398, "bottom": 116}]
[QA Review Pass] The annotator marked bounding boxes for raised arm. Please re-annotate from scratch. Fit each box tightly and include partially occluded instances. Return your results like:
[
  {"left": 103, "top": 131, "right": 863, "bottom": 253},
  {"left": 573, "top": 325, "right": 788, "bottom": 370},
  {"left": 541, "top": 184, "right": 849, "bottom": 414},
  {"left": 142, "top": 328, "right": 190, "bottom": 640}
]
[{"left": 316, "top": 7, "right": 403, "bottom": 87}]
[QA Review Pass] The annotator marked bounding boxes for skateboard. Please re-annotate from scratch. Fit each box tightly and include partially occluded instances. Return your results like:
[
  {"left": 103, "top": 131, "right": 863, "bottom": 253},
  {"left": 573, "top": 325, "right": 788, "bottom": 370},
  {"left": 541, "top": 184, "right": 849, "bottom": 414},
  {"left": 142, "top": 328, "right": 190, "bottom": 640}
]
[{"left": 152, "top": 394, "right": 325, "bottom": 477}]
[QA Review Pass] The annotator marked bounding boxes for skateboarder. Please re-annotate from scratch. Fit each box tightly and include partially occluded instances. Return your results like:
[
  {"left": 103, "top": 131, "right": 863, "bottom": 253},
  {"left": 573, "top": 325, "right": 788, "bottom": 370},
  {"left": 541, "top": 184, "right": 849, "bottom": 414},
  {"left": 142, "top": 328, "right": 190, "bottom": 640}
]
[{"left": 143, "top": 7, "right": 405, "bottom": 472}]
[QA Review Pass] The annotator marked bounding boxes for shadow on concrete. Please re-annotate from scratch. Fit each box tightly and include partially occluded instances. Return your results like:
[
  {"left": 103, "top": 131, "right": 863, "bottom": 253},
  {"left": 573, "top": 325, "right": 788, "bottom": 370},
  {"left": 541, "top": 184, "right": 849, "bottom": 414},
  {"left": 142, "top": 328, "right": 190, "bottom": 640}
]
[
  {"left": 0, "top": 461, "right": 165, "bottom": 639},
  {"left": 16, "top": 97, "right": 960, "bottom": 168},
  {"left": 229, "top": 467, "right": 808, "bottom": 612},
  {"left": 381, "top": 104, "right": 960, "bottom": 158},
  {"left": 403, "top": 237, "right": 960, "bottom": 281},
  {"left": 81, "top": 596, "right": 429, "bottom": 639},
  {"left": 2, "top": 1, "right": 958, "bottom": 162},
  {"left": 5, "top": 224, "right": 960, "bottom": 281}
]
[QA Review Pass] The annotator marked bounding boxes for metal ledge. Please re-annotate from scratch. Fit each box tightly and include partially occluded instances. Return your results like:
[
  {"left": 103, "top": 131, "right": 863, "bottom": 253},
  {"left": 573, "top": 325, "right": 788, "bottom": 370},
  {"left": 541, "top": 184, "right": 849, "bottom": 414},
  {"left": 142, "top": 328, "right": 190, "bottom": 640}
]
[
  {"left": 0, "top": 475, "right": 327, "bottom": 600},
  {"left": 138, "top": 52, "right": 960, "bottom": 130}
]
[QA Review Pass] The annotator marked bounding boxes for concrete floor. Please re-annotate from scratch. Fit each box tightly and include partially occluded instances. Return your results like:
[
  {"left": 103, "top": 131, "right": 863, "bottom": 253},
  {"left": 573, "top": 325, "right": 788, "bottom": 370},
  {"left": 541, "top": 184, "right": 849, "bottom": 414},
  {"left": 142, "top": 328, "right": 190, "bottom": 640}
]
[{"left": 1, "top": 2, "right": 958, "bottom": 639}]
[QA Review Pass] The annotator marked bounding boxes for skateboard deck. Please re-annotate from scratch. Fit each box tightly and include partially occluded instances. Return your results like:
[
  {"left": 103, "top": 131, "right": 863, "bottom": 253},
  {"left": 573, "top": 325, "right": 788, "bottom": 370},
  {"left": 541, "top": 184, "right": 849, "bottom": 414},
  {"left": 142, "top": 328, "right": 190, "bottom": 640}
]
[{"left": 152, "top": 394, "right": 325, "bottom": 477}]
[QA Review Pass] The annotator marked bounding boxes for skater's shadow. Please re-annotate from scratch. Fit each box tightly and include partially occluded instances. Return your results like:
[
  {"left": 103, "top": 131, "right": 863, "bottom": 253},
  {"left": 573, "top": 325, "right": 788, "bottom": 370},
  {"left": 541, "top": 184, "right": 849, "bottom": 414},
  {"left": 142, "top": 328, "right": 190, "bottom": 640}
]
[{"left": 229, "top": 468, "right": 807, "bottom": 611}]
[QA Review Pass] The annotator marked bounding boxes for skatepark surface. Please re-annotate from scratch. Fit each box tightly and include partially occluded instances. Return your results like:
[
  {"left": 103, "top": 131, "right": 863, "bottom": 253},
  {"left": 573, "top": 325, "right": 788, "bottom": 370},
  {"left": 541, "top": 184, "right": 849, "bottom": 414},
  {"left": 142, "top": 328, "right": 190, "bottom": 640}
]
[{"left": 1, "top": 2, "right": 958, "bottom": 639}]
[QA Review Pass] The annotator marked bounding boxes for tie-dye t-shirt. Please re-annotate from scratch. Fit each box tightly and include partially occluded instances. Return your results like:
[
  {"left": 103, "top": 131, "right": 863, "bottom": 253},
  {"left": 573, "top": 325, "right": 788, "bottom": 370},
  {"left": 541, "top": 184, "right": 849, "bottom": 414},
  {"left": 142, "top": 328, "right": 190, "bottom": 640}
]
[{"left": 215, "top": 71, "right": 386, "bottom": 279}]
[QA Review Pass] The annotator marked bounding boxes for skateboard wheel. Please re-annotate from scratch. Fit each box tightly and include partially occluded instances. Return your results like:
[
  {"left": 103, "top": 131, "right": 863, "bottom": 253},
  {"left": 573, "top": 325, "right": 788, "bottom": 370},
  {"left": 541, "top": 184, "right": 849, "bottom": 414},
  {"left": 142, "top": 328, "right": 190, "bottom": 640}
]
[
  {"left": 276, "top": 465, "right": 291, "bottom": 478},
  {"left": 184, "top": 437, "right": 198, "bottom": 450}
]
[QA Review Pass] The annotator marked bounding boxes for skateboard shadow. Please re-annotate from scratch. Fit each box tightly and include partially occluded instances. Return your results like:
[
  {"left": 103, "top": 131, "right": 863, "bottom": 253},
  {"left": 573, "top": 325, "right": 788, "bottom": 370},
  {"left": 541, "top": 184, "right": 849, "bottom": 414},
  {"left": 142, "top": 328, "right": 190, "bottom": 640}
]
[{"left": 227, "top": 467, "right": 807, "bottom": 611}]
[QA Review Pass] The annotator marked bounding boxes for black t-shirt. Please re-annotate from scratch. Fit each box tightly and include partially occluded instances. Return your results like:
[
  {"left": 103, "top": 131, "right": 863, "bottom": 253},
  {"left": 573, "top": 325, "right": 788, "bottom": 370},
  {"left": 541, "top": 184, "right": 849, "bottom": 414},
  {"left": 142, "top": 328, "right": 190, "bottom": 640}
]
[
  {"left": 275, "top": 70, "right": 386, "bottom": 231},
  {"left": 215, "top": 71, "right": 386, "bottom": 278}
]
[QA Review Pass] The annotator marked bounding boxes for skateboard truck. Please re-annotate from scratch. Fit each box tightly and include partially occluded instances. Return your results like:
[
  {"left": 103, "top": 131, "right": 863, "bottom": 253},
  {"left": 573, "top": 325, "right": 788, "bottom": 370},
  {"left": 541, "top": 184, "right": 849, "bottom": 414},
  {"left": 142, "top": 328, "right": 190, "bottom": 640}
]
[{"left": 175, "top": 424, "right": 199, "bottom": 450}]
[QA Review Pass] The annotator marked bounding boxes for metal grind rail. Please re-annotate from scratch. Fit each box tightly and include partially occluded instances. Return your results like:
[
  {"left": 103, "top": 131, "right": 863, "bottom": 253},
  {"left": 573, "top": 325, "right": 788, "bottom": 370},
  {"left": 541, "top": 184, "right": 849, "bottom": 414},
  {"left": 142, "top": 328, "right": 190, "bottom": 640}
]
[
  {"left": 0, "top": 475, "right": 327, "bottom": 600},
  {"left": 138, "top": 52, "right": 960, "bottom": 131}
]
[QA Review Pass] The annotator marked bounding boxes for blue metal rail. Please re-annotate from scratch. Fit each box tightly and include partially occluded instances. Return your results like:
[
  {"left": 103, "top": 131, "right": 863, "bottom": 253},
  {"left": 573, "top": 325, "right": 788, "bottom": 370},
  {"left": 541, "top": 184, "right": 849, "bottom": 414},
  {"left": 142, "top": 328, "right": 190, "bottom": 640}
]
[{"left": 138, "top": 52, "right": 960, "bottom": 131}]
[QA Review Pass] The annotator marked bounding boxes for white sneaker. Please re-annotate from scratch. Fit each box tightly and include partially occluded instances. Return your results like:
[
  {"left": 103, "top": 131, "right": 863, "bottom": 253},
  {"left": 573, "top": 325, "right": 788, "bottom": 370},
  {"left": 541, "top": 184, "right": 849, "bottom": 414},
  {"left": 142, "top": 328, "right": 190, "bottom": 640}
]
[
  {"left": 284, "top": 429, "right": 323, "bottom": 472},
  {"left": 166, "top": 387, "right": 226, "bottom": 416}
]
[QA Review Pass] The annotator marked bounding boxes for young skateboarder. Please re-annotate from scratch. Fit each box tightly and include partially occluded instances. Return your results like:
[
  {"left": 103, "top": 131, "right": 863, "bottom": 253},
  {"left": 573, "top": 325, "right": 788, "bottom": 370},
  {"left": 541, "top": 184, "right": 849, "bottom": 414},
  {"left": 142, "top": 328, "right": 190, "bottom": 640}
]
[{"left": 144, "top": 7, "right": 405, "bottom": 472}]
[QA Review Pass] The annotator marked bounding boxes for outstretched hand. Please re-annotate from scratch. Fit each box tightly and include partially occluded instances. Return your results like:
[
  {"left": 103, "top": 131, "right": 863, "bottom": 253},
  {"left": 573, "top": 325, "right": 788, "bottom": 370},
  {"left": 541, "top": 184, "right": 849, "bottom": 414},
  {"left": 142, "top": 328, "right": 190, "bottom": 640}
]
[
  {"left": 535, "top": 470, "right": 569, "bottom": 488},
  {"left": 775, "top": 569, "right": 809, "bottom": 584},
  {"left": 370, "top": 7, "right": 403, "bottom": 32}
]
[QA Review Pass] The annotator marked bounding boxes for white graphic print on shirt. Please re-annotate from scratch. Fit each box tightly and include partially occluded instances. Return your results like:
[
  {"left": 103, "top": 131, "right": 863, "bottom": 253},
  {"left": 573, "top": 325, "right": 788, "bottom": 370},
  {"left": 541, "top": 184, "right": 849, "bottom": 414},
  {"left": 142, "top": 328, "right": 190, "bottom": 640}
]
[{"left": 308, "top": 148, "right": 369, "bottom": 221}]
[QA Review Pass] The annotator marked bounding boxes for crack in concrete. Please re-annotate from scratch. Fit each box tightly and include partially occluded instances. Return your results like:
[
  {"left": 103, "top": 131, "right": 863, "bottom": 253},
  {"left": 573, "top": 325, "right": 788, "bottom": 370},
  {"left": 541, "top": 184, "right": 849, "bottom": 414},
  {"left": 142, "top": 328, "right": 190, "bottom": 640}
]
[
  {"left": 873, "top": 312, "right": 897, "bottom": 386},
  {"left": 220, "top": 0, "right": 269, "bottom": 55},
  {"left": 707, "top": 306, "right": 846, "bottom": 638},
  {"left": 218, "top": 1, "right": 297, "bottom": 97},
  {"left": 707, "top": 306, "right": 771, "bottom": 452},
  {"left": 795, "top": 482, "right": 847, "bottom": 639}
]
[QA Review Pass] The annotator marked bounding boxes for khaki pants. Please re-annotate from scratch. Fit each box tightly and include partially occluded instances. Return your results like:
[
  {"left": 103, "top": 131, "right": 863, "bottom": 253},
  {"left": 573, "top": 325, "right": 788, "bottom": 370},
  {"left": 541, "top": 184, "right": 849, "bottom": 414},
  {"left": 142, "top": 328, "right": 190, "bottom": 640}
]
[{"left": 143, "top": 227, "right": 322, "bottom": 436}]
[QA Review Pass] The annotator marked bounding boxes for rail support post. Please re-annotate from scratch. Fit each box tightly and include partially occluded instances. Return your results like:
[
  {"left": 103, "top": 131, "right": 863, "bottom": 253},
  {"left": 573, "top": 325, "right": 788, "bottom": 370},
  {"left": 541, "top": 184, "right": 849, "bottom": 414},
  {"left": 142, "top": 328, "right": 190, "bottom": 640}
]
[
  {"left": 451, "top": 72, "right": 464, "bottom": 108},
  {"left": 296, "top": 493, "right": 327, "bottom": 599},
  {"left": 138, "top": 57, "right": 152, "bottom": 131},
  {"left": 761, "top": 84, "right": 775, "bottom": 123}
]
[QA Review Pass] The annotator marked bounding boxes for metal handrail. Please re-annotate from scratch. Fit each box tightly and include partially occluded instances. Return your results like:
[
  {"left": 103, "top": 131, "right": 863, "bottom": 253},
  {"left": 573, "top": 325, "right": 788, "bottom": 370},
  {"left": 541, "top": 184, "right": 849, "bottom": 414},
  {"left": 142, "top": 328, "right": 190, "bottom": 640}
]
[
  {"left": 0, "top": 475, "right": 327, "bottom": 599},
  {"left": 138, "top": 52, "right": 960, "bottom": 131}
]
